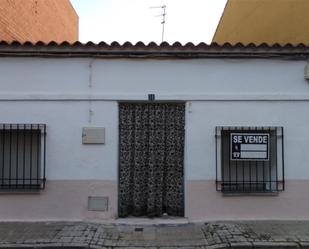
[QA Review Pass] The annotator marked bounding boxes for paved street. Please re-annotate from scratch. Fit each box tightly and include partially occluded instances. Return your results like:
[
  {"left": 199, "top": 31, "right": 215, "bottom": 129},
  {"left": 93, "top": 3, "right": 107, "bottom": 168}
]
[{"left": 0, "top": 221, "right": 309, "bottom": 248}]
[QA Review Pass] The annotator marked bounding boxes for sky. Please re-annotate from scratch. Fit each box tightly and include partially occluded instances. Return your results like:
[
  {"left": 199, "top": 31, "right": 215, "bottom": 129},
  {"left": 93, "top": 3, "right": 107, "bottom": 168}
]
[{"left": 70, "top": 0, "right": 227, "bottom": 45}]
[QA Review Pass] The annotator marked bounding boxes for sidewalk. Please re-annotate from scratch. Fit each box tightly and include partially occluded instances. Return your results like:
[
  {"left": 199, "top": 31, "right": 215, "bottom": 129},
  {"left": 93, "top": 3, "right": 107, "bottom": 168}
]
[{"left": 0, "top": 221, "right": 309, "bottom": 249}]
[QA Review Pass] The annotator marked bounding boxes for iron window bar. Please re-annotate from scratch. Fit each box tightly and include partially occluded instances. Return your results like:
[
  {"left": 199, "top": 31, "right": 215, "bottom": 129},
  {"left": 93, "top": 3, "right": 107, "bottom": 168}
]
[
  {"left": 0, "top": 124, "right": 46, "bottom": 191},
  {"left": 215, "top": 126, "right": 284, "bottom": 194}
]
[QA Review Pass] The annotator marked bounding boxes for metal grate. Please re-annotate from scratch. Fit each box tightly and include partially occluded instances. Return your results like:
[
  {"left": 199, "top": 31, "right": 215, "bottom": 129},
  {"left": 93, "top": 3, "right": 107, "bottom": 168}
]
[
  {"left": 216, "top": 126, "right": 284, "bottom": 194},
  {"left": 0, "top": 124, "right": 46, "bottom": 191}
]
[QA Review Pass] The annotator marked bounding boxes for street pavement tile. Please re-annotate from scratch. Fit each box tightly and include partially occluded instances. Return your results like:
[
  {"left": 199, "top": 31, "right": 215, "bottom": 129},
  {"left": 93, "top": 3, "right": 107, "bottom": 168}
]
[{"left": 0, "top": 221, "right": 309, "bottom": 248}]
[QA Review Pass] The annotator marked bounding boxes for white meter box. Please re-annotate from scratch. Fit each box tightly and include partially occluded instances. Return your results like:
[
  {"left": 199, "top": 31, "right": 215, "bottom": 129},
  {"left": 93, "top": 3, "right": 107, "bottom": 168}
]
[{"left": 82, "top": 127, "right": 105, "bottom": 144}]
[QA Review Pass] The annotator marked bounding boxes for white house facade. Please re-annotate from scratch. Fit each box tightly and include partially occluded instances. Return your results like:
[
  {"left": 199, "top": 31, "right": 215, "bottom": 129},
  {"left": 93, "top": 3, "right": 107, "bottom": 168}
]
[{"left": 0, "top": 42, "right": 309, "bottom": 221}]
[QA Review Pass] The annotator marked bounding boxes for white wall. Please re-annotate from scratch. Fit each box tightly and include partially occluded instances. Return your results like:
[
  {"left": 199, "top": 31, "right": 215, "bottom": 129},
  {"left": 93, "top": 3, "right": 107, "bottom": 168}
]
[
  {"left": 1, "top": 58, "right": 308, "bottom": 99},
  {"left": 185, "top": 101, "right": 309, "bottom": 180},
  {"left": 0, "top": 101, "right": 118, "bottom": 180},
  {"left": 0, "top": 57, "right": 308, "bottom": 181}
]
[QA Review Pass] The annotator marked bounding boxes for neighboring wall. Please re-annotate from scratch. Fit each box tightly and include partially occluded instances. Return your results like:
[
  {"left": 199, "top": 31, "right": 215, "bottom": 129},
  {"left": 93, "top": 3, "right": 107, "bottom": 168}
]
[
  {"left": 213, "top": 0, "right": 309, "bottom": 45},
  {"left": 0, "top": 0, "right": 78, "bottom": 43},
  {"left": 0, "top": 57, "right": 309, "bottom": 221}
]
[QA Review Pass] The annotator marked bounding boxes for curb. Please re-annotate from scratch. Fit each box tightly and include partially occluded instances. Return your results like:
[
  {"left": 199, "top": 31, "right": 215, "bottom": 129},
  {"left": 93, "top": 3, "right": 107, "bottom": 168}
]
[{"left": 0, "top": 242, "right": 307, "bottom": 249}]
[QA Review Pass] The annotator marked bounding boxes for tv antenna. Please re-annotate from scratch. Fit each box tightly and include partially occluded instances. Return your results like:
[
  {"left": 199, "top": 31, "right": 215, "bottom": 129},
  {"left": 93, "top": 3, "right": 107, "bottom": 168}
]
[{"left": 150, "top": 5, "right": 166, "bottom": 43}]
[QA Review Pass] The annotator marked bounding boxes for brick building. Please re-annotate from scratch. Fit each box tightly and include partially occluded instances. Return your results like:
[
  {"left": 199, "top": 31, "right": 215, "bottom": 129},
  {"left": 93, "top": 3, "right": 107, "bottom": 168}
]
[{"left": 0, "top": 0, "right": 78, "bottom": 43}]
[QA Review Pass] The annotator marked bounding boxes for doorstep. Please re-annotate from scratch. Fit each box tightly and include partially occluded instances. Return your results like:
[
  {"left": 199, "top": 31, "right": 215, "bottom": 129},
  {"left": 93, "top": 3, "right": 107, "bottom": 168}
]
[{"left": 114, "top": 216, "right": 189, "bottom": 225}]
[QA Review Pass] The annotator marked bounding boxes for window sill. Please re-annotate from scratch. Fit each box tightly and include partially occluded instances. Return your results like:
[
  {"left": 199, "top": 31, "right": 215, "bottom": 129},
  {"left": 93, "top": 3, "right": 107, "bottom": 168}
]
[
  {"left": 0, "top": 189, "right": 41, "bottom": 194},
  {"left": 222, "top": 191, "right": 279, "bottom": 197},
  {"left": 0, "top": 185, "right": 43, "bottom": 194}
]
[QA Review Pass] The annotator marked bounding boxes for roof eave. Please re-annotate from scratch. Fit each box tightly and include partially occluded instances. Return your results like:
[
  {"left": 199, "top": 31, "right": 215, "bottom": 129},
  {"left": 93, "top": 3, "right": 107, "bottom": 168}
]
[{"left": 0, "top": 41, "right": 309, "bottom": 59}]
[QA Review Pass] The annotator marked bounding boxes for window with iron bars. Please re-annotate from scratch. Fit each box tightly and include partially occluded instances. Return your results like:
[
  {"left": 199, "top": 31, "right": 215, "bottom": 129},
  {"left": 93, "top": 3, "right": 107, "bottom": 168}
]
[
  {"left": 0, "top": 124, "right": 46, "bottom": 191},
  {"left": 215, "top": 126, "right": 284, "bottom": 194}
]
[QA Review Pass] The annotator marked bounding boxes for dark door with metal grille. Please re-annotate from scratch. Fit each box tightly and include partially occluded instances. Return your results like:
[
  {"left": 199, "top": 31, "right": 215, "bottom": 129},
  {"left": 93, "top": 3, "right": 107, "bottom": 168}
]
[{"left": 118, "top": 103, "right": 185, "bottom": 218}]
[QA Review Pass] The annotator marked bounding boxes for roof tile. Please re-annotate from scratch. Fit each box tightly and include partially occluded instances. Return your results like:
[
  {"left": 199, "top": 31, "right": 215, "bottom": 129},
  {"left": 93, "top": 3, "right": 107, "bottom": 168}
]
[{"left": 0, "top": 40, "right": 309, "bottom": 58}]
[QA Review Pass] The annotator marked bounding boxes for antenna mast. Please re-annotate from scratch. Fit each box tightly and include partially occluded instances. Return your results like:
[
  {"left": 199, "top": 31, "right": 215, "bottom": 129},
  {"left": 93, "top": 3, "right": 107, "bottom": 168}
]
[{"left": 150, "top": 5, "right": 167, "bottom": 43}]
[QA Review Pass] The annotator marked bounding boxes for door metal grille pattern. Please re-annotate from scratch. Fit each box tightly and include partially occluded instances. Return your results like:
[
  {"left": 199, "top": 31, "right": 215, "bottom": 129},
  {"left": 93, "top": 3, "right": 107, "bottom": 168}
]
[
  {"left": 216, "top": 126, "right": 284, "bottom": 194},
  {"left": 0, "top": 124, "right": 46, "bottom": 191},
  {"left": 118, "top": 103, "right": 185, "bottom": 217}
]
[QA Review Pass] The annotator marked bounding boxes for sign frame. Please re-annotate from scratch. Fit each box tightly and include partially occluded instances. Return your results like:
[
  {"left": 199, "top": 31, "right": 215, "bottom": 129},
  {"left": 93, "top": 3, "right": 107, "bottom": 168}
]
[{"left": 230, "top": 132, "right": 270, "bottom": 161}]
